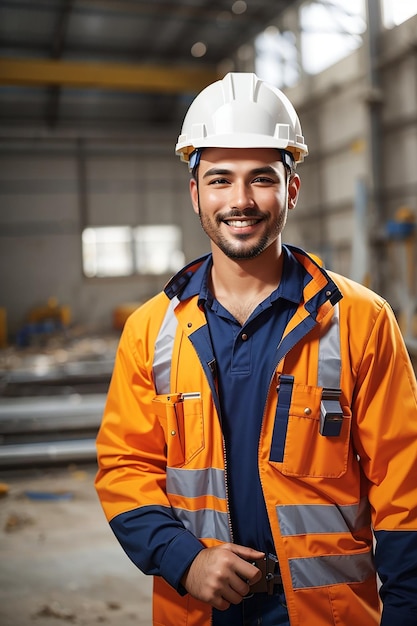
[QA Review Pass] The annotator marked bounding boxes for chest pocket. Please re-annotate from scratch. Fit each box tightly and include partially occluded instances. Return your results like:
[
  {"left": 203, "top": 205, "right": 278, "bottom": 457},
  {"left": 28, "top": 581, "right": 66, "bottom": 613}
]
[
  {"left": 152, "top": 393, "right": 204, "bottom": 468},
  {"left": 270, "top": 381, "right": 351, "bottom": 477},
  {"left": 269, "top": 302, "right": 350, "bottom": 478}
]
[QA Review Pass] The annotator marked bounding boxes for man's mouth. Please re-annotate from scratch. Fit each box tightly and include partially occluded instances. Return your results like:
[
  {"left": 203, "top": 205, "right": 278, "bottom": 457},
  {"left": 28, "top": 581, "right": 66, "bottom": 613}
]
[{"left": 223, "top": 218, "right": 262, "bottom": 228}]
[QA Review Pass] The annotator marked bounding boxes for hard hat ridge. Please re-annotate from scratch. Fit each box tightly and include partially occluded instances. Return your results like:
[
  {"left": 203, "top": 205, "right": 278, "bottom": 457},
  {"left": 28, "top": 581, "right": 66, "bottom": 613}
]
[{"left": 175, "top": 72, "right": 308, "bottom": 167}]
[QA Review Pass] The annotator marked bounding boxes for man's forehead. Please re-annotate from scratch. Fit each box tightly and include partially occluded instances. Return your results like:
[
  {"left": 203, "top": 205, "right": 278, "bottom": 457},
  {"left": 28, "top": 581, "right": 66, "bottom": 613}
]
[{"left": 199, "top": 147, "right": 284, "bottom": 168}]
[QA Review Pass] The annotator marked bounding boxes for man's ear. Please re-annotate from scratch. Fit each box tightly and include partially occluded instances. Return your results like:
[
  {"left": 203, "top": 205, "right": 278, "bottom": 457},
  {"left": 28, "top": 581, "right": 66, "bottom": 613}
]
[
  {"left": 189, "top": 178, "right": 200, "bottom": 215},
  {"left": 288, "top": 173, "right": 301, "bottom": 210}
]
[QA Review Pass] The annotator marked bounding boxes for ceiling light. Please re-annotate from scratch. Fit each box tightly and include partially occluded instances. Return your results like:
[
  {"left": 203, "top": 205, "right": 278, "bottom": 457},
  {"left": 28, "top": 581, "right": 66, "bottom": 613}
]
[
  {"left": 232, "top": 1, "right": 247, "bottom": 15},
  {"left": 191, "top": 41, "right": 207, "bottom": 58}
]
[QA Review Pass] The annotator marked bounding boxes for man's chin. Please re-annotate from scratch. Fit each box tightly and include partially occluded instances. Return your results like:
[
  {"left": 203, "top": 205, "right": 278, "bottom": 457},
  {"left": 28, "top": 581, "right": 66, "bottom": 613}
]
[{"left": 221, "top": 246, "right": 264, "bottom": 261}]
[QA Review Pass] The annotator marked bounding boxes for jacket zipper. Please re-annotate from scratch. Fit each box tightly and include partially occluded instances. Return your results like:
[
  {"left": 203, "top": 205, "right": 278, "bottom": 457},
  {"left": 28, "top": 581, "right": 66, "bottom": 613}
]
[{"left": 223, "top": 437, "right": 234, "bottom": 544}]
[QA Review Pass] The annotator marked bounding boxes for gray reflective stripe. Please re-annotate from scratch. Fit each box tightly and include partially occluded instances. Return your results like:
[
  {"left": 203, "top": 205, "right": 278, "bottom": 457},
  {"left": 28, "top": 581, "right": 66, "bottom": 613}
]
[
  {"left": 277, "top": 499, "right": 370, "bottom": 536},
  {"left": 318, "top": 302, "right": 341, "bottom": 389},
  {"left": 153, "top": 296, "right": 179, "bottom": 395},
  {"left": 172, "top": 506, "right": 231, "bottom": 541},
  {"left": 289, "top": 552, "right": 375, "bottom": 589},
  {"left": 167, "top": 467, "right": 227, "bottom": 500}
]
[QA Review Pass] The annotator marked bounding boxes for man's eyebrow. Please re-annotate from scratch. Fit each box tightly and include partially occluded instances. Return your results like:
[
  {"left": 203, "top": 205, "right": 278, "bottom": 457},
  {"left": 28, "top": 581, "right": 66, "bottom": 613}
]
[
  {"left": 202, "top": 167, "right": 232, "bottom": 179},
  {"left": 202, "top": 165, "right": 280, "bottom": 179},
  {"left": 250, "top": 166, "right": 280, "bottom": 177}
]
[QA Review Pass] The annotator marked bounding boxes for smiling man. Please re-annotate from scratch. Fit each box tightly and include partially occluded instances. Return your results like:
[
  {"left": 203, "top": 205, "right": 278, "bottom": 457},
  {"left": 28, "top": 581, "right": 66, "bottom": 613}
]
[
  {"left": 95, "top": 73, "right": 417, "bottom": 626},
  {"left": 192, "top": 148, "right": 299, "bottom": 261},
  {"left": 189, "top": 147, "right": 300, "bottom": 326}
]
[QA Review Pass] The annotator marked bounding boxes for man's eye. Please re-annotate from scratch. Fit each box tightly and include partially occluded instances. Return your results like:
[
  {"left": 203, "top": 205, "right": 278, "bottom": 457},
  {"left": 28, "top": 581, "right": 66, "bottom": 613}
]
[
  {"left": 253, "top": 177, "right": 275, "bottom": 184},
  {"left": 209, "top": 178, "right": 229, "bottom": 185}
]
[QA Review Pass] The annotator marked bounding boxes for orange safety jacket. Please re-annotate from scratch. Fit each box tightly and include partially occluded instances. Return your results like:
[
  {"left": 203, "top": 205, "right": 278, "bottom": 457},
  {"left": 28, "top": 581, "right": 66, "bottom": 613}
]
[{"left": 95, "top": 246, "right": 417, "bottom": 626}]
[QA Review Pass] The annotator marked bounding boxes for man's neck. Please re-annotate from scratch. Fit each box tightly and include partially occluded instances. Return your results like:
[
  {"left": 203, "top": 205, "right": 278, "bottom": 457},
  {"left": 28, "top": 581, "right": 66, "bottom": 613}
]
[{"left": 209, "top": 245, "right": 284, "bottom": 324}]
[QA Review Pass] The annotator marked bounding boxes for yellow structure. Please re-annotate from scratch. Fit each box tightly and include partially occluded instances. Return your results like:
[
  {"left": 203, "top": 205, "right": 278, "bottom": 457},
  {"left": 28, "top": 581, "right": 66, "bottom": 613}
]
[{"left": 26, "top": 297, "right": 71, "bottom": 327}]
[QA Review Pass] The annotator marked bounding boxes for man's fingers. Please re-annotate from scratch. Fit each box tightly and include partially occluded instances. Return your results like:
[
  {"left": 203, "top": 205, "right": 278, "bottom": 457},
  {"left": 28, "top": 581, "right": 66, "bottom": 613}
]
[
  {"left": 222, "top": 544, "right": 264, "bottom": 587},
  {"left": 230, "top": 572, "right": 251, "bottom": 598},
  {"left": 181, "top": 544, "right": 266, "bottom": 610},
  {"left": 220, "top": 584, "right": 248, "bottom": 607},
  {"left": 225, "top": 543, "right": 265, "bottom": 562},
  {"left": 213, "top": 596, "right": 231, "bottom": 611},
  {"left": 246, "top": 563, "right": 262, "bottom": 586}
]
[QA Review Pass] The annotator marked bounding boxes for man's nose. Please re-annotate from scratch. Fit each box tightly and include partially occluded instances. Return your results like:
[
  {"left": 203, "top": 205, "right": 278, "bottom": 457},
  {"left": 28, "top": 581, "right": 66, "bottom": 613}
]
[{"left": 230, "top": 181, "right": 255, "bottom": 209}]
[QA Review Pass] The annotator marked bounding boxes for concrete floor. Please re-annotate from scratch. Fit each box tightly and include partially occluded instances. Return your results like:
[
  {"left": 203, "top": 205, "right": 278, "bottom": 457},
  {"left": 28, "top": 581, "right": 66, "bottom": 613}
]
[{"left": 0, "top": 464, "right": 153, "bottom": 626}]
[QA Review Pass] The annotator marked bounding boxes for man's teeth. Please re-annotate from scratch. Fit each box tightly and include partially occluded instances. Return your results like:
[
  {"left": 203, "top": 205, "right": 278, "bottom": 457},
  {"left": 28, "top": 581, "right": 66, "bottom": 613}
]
[{"left": 227, "top": 219, "right": 258, "bottom": 227}]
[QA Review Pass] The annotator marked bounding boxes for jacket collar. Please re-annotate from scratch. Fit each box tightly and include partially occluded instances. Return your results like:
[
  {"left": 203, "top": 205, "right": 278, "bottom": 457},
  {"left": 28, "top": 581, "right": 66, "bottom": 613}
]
[{"left": 164, "top": 245, "right": 342, "bottom": 316}]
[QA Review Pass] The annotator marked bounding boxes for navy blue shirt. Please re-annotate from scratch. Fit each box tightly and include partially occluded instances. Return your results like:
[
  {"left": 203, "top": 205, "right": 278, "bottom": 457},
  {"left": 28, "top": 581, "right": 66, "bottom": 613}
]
[{"left": 200, "top": 247, "right": 306, "bottom": 554}]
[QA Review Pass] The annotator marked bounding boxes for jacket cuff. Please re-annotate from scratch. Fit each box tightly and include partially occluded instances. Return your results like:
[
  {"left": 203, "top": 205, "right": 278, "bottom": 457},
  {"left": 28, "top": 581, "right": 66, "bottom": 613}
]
[
  {"left": 159, "top": 529, "right": 204, "bottom": 592},
  {"left": 381, "top": 606, "right": 417, "bottom": 626}
]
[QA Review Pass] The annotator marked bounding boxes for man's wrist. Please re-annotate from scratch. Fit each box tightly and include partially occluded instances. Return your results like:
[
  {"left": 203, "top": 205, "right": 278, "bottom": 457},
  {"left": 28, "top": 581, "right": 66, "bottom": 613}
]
[{"left": 159, "top": 530, "right": 204, "bottom": 591}]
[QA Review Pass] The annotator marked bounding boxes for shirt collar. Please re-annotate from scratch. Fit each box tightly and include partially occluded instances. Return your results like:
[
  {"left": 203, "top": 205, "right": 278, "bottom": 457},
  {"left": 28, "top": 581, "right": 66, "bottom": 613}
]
[
  {"left": 272, "top": 245, "right": 308, "bottom": 304},
  {"left": 178, "top": 254, "right": 212, "bottom": 304}
]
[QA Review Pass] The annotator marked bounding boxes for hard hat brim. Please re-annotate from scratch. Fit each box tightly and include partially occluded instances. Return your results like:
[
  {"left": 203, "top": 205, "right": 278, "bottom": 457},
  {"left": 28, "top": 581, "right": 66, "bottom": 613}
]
[{"left": 176, "top": 133, "right": 308, "bottom": 164}]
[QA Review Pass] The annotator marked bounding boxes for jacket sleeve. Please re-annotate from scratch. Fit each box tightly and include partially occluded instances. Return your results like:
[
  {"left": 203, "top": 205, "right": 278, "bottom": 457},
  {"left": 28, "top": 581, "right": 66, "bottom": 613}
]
[
  {"left": 95, "top": 314, "right": 204, "bottom": 591},
  {"left": 350, "top": 300, "right": 417, "bottom": 621},
  {"left": 375, "top": 530, "right": 417, "bottom": 626}
]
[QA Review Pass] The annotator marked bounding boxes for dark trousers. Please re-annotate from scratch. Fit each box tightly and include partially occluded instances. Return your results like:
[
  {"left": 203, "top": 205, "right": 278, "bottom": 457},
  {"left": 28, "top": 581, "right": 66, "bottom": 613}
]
[{"left": 212, "top": 590, "right": 290, "bottom": 625}]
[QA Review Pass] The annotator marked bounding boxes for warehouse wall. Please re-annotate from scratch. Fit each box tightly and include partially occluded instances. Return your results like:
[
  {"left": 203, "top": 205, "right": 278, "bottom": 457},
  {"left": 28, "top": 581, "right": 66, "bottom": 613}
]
[
  {"left": 285, "top": 12, "right": 417, "bottom": 314},
  {"left": 0, "top": 137, "right": 207, "bottom": 336},
  {"left": 0, "top": 14, "right": 416, "bottom": 340}
]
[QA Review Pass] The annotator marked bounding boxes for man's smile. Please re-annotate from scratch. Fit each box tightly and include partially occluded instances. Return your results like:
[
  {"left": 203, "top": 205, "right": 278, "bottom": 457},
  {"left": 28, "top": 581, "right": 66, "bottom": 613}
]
[{"left": 223, "top": 218, "right": 262, "bottom": 228}]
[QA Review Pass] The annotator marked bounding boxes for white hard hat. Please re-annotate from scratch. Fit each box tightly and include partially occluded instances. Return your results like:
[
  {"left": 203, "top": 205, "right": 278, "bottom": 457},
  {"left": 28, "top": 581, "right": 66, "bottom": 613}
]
[{"left": 175, "top": 72, "right": 308, "bottom": 167}]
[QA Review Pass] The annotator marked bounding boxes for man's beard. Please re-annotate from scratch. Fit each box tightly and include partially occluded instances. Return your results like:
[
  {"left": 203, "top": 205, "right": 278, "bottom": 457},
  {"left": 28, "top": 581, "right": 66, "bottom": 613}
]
[{"left": 198, "top": 206, "right": 287, "bottom": 260}]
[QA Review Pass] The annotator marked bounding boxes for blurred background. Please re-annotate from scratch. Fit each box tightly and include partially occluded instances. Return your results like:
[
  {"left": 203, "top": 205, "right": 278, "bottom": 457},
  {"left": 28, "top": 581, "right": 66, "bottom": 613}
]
[
  {"left": 0, "top": 1, "right": 416, "bottom": 623},
  {"left": 0, "top": 0, "right": 416, "bottom": 465},
  {"left": 0, "top": 0, "right": 416, "bottom": 473}
]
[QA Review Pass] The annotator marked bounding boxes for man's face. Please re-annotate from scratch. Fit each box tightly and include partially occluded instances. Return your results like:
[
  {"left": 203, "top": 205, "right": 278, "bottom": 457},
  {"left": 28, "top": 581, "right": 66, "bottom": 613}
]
[{"left": 190, "top": 147, "right": 300, "bottom": 261}]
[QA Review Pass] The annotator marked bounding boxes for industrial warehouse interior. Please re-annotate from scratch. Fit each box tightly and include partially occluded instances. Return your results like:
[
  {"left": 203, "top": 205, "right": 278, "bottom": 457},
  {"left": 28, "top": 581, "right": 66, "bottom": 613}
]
[{"left": 1, "top": 1, "right": 417, "bottom": 624}]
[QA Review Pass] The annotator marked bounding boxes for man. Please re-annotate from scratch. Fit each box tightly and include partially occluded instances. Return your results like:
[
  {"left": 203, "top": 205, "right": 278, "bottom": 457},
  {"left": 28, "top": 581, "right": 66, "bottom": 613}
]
[{"left": 95, "top": 73, "right": 417, "bottom": 625}]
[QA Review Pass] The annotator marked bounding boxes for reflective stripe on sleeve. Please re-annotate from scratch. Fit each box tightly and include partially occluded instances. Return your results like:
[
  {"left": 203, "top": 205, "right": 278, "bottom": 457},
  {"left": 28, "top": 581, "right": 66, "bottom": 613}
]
[
  {"left": 167, "top": 467, "right": 231, "bottom": 542},
  {"left": 167, "top": 467, "right": 227, "bottom": 499},
  {"left": 171, "top": 506, "right": 231, "bottom": 542}
]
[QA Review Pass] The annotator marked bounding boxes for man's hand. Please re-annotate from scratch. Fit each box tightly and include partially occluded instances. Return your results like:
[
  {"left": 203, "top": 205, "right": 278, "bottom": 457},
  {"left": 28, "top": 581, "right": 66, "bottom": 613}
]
[{"left": 181, "top": 543, "right": 264, "bottom": 611}]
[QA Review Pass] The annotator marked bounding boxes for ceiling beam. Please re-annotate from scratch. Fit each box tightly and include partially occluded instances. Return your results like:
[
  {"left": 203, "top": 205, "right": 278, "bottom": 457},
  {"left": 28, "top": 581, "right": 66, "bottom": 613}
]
[{"left": 0, "top": 58, "right": 220, "bottom": 94}]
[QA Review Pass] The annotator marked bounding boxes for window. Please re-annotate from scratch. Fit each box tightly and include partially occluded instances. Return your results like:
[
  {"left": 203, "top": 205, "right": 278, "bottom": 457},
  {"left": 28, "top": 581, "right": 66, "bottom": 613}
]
[
  {"left": 82, "top": 226, "right": 133, "bottom": 277},
  {"left": 255, "top": 0, "right": 366, "bottom": 88},
  {"left": 382, "top": 0, "right": 417, "bottom": 27},
  {"left": 82, "top": 225, "right": 185, "bottom": 277},
  {"left": 255, "top": 27, "right": 299, "bottom": 89},
  {"left": 300, "top": 0, "right": 366, "bottom": 75},
  {"left": 134, "top": 225, "right": 185, "bottom": 275}
]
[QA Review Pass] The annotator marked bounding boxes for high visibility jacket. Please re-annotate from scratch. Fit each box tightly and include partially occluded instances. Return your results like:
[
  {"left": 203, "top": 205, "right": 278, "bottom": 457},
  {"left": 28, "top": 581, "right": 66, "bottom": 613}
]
[{"left": 95, "top": 246, "right": 417, "bottom": 626}]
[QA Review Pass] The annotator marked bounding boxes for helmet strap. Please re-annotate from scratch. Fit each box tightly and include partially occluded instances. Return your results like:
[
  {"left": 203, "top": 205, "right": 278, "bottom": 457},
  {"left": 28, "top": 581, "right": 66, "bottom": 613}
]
[
  {"left": 280, "top": 150, "right": 296, "bottom": 175},
  {"left": 189, "top": 149, "right": 203, "bottom": 176},
  {"left": 189, "top": 147, "right": 295, "bottom": 177}
]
